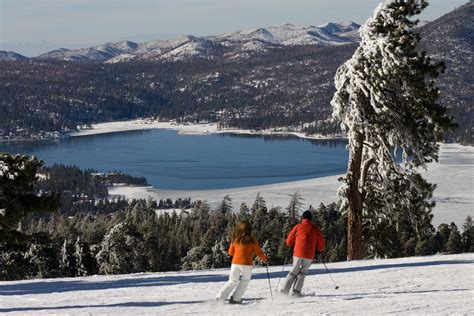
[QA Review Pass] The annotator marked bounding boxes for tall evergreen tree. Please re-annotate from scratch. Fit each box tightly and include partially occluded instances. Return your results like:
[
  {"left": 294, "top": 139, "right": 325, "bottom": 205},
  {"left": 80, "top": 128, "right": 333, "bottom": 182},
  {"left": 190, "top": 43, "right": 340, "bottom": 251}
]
[
  {"left": 461, "top": 216, "right": 474, "bottom": 252},
  {"left": 0, "top": 154, "right": 59, "bottom": 242},
  {"left": 445, "top": 223, "right": 464, "bottom": 254},
  {"left": 216, "top": 195, "right": 233, "bottom": 214},
  {"left": 251, "top": 194, "right": 268, "bottom": 242},
  {"left": 238, "top": 202, "right": 251, "bottom": 222},
  {"left": 24, "top": 233, "right": 60, "bottom": 279},
  {"left": 286, "top": 191, "right": 303, "bottom": 228},
  {"left": 363, "top": 173, "right": 436, "bottom": 258},
  {"left": 435, "top": 223, "right": 451, "bottom": 253},
  {"left": 331, "top": 0, "right": 454, "bottom": 259},
  {"left": 75, "top": 236, "right": 97, "bottom": 276},
  {"left": 60, "top": 239, "right": 77, "bottom": 277},
  {"left": 96, "top": 222, "right": 146, "bottom": 274}
]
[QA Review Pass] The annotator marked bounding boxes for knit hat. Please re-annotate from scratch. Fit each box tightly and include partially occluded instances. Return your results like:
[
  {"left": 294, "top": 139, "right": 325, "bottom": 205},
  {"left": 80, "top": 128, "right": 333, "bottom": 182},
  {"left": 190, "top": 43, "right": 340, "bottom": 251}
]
[{"left": 302, "top": 210, "right": 312, "bottom": 220}]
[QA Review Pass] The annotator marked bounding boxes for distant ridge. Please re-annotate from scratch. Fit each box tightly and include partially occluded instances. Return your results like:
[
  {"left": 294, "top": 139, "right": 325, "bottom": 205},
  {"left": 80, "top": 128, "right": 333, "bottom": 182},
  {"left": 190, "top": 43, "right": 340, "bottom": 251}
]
[
  {"left": 28, "top": 22, "right": 360, "bottom": 63},
  {"left": 0, "top": 51, "right": 29, "bottom": 61}
]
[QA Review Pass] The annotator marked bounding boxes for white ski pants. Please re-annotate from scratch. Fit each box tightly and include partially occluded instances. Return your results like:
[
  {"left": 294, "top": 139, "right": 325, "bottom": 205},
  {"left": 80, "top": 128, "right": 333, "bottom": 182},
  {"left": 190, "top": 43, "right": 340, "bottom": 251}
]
[
  {"left": 216, "top": 264, "right": 253, "bottom": 302},
  {"left": 282, "top": 256, "right": 312, "bottom": 293}
]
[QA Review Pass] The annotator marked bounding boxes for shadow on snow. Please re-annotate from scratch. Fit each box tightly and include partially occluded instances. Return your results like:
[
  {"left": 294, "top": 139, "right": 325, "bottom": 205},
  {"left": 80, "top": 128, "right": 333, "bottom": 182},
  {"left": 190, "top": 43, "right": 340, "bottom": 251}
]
[
  {"left": 0, "top": 300, "right": 205, "bottom": 313},
  {"left": 1, "top": 258, "right": 472, "bottom": 299}
]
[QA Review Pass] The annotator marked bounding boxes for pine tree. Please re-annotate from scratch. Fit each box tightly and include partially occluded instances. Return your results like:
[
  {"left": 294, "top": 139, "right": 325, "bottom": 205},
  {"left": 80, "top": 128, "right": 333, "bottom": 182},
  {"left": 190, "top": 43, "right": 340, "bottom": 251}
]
[
  {"left": 264, "top": 212, "right": 284, "bottom": 264},
  {"left": 96, "top": 222, "right": 146, "bottom": 274},
  {"left": 25, "top": 233, "right": 60, "bottom": 279},
  {"left": 250, "top": 194, "right": 268, "bottom": 242},
  {"left": 286, "top": 191, "right": 303, "bottom": 225},
  {"left": 445, "top": 223, "right": 464, "bottom": 254},
  {"left": 363, "top": 173, "right": 435, "bottom": 258},
  {"left": 190, "top": 200, "right": 211, "bottom": 247},
  {"left": 435, "top": 223, "right": 451, "bottom": 253},
  {"left": 60, "top": 239, "right": 77, "bottom": 277},
  {"left": 216, "top": 195, "right": 233, "bottom": 214},
  {"left": 0, "top": 154, "right": 59, "bottom": 242},
  {"left": 415, "top": 236, "right": 436, "bottom": 256},
  {"left": 331, "top": 0, "right": 454, "bottom": 260},
  {"left": 461, "top": 216, "right": 474, "bottom": 252},
  {"left": 75, "top": 236, "right": 97, "bottom": 276},
  {"left": 238, "top": 203, "right": 250, "bottom": 222},
  {"left": 0, "top": 242, "right": 29, "bottom": 281},
  {"left": 211, "top": 236, "right": 230, "bottom": 268},
  {"left": 181, "top": 246, "right": 208, "bottom": 270}
]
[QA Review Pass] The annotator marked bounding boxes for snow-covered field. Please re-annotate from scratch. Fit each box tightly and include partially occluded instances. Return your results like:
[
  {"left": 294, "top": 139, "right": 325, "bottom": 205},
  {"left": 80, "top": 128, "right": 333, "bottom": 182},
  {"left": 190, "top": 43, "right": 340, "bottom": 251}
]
[
  {"left": 110, "top": 143, "right": 473, "bottom": 227},
  {"left": 1, "top": 253, "right": 473, "bottom": 315}
]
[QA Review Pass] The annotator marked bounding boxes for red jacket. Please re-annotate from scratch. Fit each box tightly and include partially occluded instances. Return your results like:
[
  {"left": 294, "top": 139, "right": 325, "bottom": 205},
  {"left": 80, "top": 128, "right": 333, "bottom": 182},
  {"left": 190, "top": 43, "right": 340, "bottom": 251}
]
[{"left": 286, "top": 219, "right": 325, "bottom": 260}]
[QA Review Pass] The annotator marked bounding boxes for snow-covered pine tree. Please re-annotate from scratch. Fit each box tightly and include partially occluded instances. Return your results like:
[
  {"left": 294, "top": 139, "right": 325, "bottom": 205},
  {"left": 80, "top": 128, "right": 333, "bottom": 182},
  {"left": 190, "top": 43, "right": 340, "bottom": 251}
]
[
  {"left": 181, "top": 246, "right": 208, "bottom": 270},
  {"left": 74, "top": 236, "right": 97, "bottom": 276},
  {"left": 211, "top": 236, "right": 230, "bottom": 268},
  {"left": 331, "top": 0, "right": 454, "bottom": 260},
  {"left": 25, "top": 233, "right": 60, "bottom": 278},
  {"left": 96, "top": 222, "right": 145, "bottom": 274},
  {"left": 60, "top": 239, "right": 77, "bottom": 277},
  {"left": 238, "top": 202, "right": 251, "bottom": 222},
  {"left": 286, "top": 191, "right": 303, "bottom": 227},
  {"left": 0, "top": 242, "right": 29, "bottom": 280},
  {"left": 0, "top": 154, "right": 59, "bottom": 242},
  {"left": 216, "top": 195, "right": 233, "bottom": 214},
  {"left": 363, "top": 172, "right": 436, "bottom": 258}
]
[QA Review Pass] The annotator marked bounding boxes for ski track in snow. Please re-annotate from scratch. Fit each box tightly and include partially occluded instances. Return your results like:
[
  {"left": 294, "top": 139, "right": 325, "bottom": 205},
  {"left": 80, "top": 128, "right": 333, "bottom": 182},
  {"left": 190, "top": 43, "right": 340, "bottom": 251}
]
[{"left": 1, "top": 254, "right": 473, "bottom": 315}]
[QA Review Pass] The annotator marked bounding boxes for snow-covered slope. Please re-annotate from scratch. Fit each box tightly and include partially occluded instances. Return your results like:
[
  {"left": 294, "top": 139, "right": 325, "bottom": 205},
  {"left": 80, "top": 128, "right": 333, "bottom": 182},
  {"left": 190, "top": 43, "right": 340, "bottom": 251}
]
[
  {"left": 0, "top": 51, "right": 29, "bottom": 61},
  {"left": 1, "top": 253, "right": 472, "bottom": 315},
  {"left": 213, "top": 22, "right": 359, "bottom": 47},
  {"left": 35, "top": 22, "right": 360, "bottom": 62},
  {"left": 37, "top": 41, "right": 138, "bottom": 62},
  {"left": 37, "top": 47, "right": 114, "bottom": 62}
]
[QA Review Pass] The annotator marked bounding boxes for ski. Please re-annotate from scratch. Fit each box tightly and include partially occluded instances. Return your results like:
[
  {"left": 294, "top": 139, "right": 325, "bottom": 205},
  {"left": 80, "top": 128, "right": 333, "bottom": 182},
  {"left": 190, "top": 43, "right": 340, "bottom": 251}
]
[{"left": 292, "top": 291, "right": 316, "bottom": 298}]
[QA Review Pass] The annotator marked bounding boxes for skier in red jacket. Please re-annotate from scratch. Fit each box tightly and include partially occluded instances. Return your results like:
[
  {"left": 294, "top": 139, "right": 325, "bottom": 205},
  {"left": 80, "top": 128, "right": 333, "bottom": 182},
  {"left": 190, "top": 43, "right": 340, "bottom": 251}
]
[{"left": 281, "top": 210, "right": 325, "bottom": 296}]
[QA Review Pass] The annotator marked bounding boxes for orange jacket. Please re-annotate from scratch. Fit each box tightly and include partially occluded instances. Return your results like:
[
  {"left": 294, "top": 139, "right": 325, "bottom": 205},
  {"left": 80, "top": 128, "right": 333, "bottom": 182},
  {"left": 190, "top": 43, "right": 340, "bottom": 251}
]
[
  {"left": 228, "top": 242, "right": 267, "bottom": 265},
  {"left": 286, "top": 219, "right": 325, "bottom": 260}
]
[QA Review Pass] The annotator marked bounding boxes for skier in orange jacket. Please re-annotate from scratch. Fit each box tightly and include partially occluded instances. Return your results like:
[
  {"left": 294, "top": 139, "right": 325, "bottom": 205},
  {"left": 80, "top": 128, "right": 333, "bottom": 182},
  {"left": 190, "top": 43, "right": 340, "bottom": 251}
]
[
  {"left": 281, "top": 210, "right": 325, "bottom": 296},
  {"left": 216, "top": 221, "right": 267, "bottom": 304}
]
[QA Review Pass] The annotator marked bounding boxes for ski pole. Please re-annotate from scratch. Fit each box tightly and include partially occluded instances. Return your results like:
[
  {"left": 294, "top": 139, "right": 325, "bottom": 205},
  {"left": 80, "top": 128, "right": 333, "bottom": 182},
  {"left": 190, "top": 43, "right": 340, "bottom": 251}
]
[
  {"left": 265, "top": 261, "right": 274, "bottom": 300},
  {"left": 321, "top": 260, "right": 339, "bottom": 290},
  {"left": 275, "top": 247, "right": 292, "bottom": 291}
]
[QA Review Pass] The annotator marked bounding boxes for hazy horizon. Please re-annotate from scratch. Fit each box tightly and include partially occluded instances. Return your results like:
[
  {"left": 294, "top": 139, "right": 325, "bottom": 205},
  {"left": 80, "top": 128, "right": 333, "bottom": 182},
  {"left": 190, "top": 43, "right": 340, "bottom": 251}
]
[{"left": 0, "top": 0, "right": 468, "bottom": 56}]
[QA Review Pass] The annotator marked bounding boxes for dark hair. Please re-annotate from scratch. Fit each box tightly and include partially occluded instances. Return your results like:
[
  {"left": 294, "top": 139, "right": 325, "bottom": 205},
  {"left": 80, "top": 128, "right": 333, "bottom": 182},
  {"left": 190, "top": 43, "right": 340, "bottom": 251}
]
[
  {"left": 231, "top": 221, "right": 257, "bottom": 244},
  {"left": 302, "top": 210, "right": 312, "bottom": 221}
]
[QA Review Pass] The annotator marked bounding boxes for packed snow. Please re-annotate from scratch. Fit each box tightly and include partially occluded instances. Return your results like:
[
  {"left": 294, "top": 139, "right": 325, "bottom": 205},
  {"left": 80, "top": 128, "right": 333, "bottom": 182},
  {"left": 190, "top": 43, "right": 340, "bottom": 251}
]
[
  {"left": 1, "top": 253, "right": 472, "bottom": 315},
  {"left": 109, "top": 143, "right": 473, "bottom": 228}
]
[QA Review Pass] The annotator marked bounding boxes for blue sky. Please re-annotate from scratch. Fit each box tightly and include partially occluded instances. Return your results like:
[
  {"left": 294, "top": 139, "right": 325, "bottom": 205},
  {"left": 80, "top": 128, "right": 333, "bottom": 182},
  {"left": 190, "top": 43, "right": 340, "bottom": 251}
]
[{"left": 0, "top": 0, "right": 468, "bottom": 56}]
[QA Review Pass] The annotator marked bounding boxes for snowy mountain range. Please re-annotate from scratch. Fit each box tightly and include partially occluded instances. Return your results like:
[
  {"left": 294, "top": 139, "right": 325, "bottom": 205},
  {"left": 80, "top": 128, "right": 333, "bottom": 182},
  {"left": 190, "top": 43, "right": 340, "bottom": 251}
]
[
  {"left": 0, "top": 51, "right": 29, "bottom": 61},
  {"left": 0, "top": 22, "right": 360, "bottom": 63},
  {"left": 0, "top": 2, "right": 471, "bottom": 144}
]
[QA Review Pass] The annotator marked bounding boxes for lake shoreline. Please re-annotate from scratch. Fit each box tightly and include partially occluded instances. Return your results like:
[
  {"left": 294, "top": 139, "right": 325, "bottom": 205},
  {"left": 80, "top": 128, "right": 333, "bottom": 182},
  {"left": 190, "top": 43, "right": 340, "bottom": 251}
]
[
  {"left": 109, "top": 143, "right": 474, "bottom": 227},
  {"left": 68, "top": 118, "right": 347, "bottom": 141}
]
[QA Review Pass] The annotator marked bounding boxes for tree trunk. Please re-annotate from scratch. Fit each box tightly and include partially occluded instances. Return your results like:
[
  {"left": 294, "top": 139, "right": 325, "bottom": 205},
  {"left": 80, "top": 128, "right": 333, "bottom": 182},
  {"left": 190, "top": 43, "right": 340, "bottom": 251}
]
[{"left": 346, "top": 132, "right": 364, "bottom": 260}]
